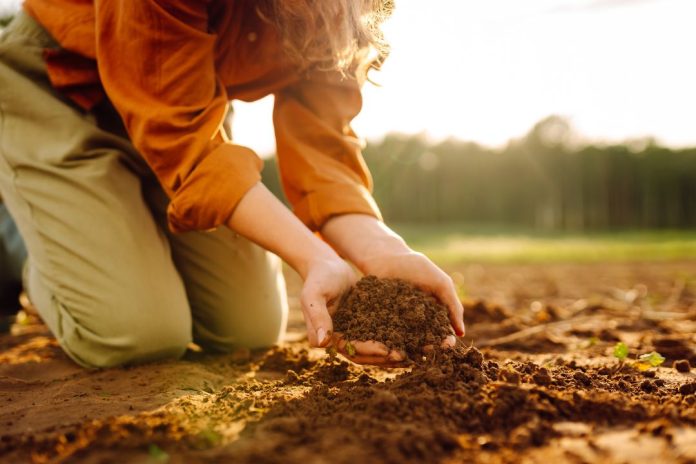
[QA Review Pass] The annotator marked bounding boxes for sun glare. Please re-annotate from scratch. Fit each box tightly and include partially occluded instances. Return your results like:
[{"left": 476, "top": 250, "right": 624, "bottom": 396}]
[
  {"left": 231, "top": 0, "right": 696, "bottom": 156},
  {"left": 2, "top": 0, "right": 693, "bottom": 155}
]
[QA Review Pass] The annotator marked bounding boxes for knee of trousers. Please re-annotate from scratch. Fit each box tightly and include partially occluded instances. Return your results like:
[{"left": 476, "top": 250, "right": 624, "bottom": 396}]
[
  {"left": 193, "top": 293, "right": 289, "bottom": 352},
  {"left": 50, "top": 294, "right": 193, "bottom": 369},
  {"left": 191, "top": 268, "right": 289, "bottom": 352}
]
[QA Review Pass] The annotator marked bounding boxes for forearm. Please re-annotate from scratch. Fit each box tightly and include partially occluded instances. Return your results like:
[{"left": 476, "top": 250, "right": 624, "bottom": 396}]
[
  {"left": 227, "top": 183, "right": 337, "bottom": 279},
  {"left": 320, "top": 214, "right": 410, "bottom": 273}
]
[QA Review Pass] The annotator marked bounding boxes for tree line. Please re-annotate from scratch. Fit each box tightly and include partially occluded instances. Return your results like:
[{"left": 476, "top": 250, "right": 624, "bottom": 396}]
[{"left": 262, "top": 116, "right": 696, "bottom": 231}]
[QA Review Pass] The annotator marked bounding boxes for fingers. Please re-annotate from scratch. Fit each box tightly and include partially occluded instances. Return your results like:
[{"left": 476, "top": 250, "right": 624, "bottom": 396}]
[
  {"left": 422, "top": 336, "right": 456, "bottom": 354},
  {"left": 300, "top": 288, "right": 334, "bottom": 348},
  {"left": 437, "top": 277, "right": 466, "bottom": 337},
  {"left": 333, "top": 334, "right": 391, "bottom": 357},
  {"left": 348, "top": 340, "right": 390, "bottom": 357},
  {"left": 333, "top": 335, "right": 406, "bottom": 366}
]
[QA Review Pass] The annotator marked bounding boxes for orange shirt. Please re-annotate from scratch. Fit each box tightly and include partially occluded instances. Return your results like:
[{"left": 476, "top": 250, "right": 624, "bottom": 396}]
[{"left": 24, "top": 0, "right": 381, "bottom": 233}]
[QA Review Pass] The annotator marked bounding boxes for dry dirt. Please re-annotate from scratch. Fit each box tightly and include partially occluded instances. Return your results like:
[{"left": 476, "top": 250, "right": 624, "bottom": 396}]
[
  {"left": 333, "top": 275, "right": 453, "bottom": 360},
  {"left": 0, "top": 261, "right": 695, "bottom": 464}
]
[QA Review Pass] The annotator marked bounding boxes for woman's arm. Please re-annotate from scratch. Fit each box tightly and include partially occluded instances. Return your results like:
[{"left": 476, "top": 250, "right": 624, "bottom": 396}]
[{"left": 227, "top": 183, "right": 356, "bottom": 347}]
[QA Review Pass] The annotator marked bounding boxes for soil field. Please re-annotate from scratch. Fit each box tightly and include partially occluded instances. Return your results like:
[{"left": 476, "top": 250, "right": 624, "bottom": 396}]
[{"left": 0, "top": 261, "right": 695, "bottom": 463}]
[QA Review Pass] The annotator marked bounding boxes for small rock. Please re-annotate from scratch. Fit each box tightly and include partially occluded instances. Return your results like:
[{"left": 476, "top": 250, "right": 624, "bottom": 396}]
[
  {"left": 674, "top": 359, "right": 691, "bottom": 373},
  {"left": 573, "top": 371, "right": 592, "bottom": 386},
  {"left": 640, "top": 380, "right": 656, "bottom": 393},
  {"left": 532, "top": 372, "right": 552, "bottom": 385},
  {"left": 678, "top": 382, "right": 696, "bottom": 395},
  {"left": 500, "top": 369, "right": 520, "bottom": 385}
]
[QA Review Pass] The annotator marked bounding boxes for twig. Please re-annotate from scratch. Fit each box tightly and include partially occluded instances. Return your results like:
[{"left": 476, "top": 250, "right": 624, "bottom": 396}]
[{"left": 475, "top": 316, "right": 598, "bottom": 348}]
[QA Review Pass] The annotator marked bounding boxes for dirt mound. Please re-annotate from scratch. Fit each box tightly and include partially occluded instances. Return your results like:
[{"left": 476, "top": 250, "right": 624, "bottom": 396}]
[
  {"left": 333, "top": 276, "right": 453, "bottom": 360},
  {"left": 258, "top": 347, "right": 314, "bottom": 374},
  {"left": 2, "top": 262, "right": 696, "bottom": 463},
  {"left": 216, "top": 344, "right": 695, "bottom": 464}
]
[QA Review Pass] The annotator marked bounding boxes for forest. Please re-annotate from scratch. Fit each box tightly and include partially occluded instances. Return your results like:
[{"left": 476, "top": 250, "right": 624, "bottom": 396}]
[{"left": 263, "top": 116, "right": 696, "bottom": 230}]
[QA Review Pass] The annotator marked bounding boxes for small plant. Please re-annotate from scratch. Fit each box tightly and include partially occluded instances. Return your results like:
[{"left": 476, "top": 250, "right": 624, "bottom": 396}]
[
  {"left": 326, "top": 345, "right": 338, "bottom": 359},
  {"left": 612, "top": 342, "right": 665, "bottom": 373},
  {"left": 345, "top": 341, "right": 357, "bottom": 357},
  {"left": 634, "top": 351, "right": 666, "bottom": 371},
  {"left": 613, "top": 342, "right": 629, "bottom": 360},
  {"left": 611, "top": 341, "right": 629, "bottom": 374}
]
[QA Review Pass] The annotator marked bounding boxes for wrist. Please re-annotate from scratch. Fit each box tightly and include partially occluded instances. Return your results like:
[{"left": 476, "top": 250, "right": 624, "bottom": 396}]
[
  {"left": 352, "top": 234, "right": 410, "bottom": 273},
  {"left": 290, "top": 240, "right": 340, "bottom": 281},
  {"left": 321, "top": 214, "right": 411, "bottom": 273}
]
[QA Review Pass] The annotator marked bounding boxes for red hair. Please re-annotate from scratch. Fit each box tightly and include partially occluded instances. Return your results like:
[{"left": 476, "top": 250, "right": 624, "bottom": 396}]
[{"left": 256, "top": 0, "right": 393, "bottom": 80}]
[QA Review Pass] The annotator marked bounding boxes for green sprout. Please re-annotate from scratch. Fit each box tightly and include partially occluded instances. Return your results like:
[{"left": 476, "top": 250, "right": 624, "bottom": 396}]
[
  {"left": 638, "top": 351, "right": 666, "bottom": 367},
  {"left": 611, "top": 342, "right": 666, "bottom": 373},
  {"left": 345, "top": 341, "right": 356, "bottom": 357},
  {"left": 613, "top": 342, "right": 629, "bottom": 360},
  {"left": 326, "top": 345, "right": 338, "bottom": 358},
  {"left": 634, "top": 351, "right": 666, "bottom": 371}
]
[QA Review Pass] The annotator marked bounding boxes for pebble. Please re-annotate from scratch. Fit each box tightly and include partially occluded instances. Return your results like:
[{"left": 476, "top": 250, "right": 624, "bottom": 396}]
[{"left": 674, "top": 359, "right": 691, "bottom": 373}]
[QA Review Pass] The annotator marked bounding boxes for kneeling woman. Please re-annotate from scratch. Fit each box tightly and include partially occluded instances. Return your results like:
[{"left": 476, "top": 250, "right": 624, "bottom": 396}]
[{"left": 0, "top": 0, "right": 464, "bottom": 368}]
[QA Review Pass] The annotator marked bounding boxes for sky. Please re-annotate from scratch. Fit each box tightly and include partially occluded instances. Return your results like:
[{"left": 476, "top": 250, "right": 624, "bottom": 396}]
[{"left": 2, "top": 0, "right": 695, "bottom": 155}]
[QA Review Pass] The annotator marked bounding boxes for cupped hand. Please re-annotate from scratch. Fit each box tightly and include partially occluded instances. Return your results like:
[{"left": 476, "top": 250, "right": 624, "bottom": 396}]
[
  {"left": 300, "top": 257, "right": 357, "bottom": 347},
  {"left": 319, "top": 214, "right": 465, "bottom": 367},
  {"left": 334, "top": 249, "right": 463, "bottom": 366},
  {"left": 332, "top": 332, "right": 457, "bottom": 367}
]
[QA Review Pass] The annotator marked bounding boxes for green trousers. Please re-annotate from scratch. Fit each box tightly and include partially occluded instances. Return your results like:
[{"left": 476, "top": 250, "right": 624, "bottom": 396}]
[{"left": 0, "top": 13, "right": 288, "bottom": 367}]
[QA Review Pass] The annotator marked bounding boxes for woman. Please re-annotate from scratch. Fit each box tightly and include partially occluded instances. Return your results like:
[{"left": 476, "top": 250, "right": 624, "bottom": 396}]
[{"left": 0, "top": 0, "right": 464, "bottom": 368}]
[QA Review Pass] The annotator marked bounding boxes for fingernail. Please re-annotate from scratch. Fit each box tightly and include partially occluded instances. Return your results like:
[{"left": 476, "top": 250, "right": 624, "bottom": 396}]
[{"left": 317, "top": 328, "right": 327, "bottom": 346}]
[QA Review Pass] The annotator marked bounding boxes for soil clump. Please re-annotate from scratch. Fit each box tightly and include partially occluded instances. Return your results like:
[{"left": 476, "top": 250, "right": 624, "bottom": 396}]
[{"left": 333, "top": 276, "right": 453, "bottom": 360}]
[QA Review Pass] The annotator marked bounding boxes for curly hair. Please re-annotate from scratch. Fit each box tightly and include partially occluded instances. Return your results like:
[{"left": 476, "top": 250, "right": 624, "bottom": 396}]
[{"left": 256, "top": 0, "right": 394, "bottom": 80}]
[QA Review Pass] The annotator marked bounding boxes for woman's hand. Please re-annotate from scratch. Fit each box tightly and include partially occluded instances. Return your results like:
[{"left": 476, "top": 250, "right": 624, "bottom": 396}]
[
  {"left": 321, "top": 214, "right": 465, "bottom": 365},
  {"left": 227, "top": 183, "right": 357, "bottom": 348},
  {"left": 300, "top": 257, "right": 357, "bottom": 347}
]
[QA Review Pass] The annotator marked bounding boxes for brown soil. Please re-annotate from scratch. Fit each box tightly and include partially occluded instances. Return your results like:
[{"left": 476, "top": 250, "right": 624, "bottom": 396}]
[
  {"left": 333, "top": 276, "right": 453, "bottom": 360},
  {"left": 0, "top": 261, "right": 695, "bottom": 464}
]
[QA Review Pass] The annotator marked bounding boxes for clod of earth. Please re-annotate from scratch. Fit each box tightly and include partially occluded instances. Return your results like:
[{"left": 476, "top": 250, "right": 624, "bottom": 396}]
[
  {"left": 333, "top": 276, "right": 453, "bottom": 361},
  {"left": 674, "top": 359, "right": 691, "bottom": 373}
]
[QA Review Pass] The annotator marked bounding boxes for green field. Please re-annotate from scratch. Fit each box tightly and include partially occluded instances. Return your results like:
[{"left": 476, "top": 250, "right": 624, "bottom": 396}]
[{"left": 391, "top": 223, "right": 696, "bottom": 263}]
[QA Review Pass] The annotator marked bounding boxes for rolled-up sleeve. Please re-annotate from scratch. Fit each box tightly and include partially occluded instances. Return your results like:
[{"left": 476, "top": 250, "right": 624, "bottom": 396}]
[
  {"left": 94, "top": 0, "right": 262, "bottom": 233},
  {"left": 273, "top": 70, "right": 382, "bottom": 231}
]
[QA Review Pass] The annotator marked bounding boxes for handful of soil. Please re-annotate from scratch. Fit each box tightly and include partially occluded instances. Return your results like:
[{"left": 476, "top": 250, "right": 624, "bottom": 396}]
[{"left": 333, "top": 276, "right": 454, "bottom": 361}]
